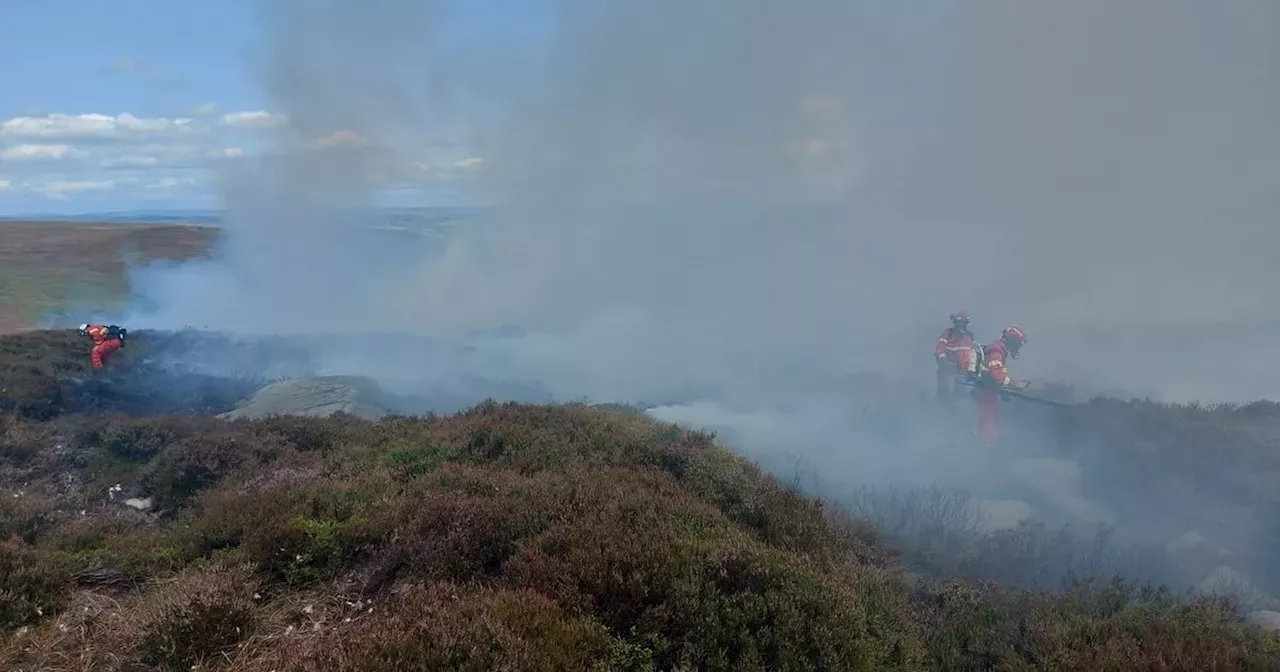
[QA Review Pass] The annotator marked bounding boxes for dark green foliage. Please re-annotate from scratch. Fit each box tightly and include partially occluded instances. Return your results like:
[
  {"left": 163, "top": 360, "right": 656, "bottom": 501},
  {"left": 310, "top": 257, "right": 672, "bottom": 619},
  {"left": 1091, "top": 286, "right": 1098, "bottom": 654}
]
[
  {"left": 89, "top": 416, "right": 180, "bottom": 461},
  {"left": 382, "top": 443, "right": 461, "bottom": 477}
]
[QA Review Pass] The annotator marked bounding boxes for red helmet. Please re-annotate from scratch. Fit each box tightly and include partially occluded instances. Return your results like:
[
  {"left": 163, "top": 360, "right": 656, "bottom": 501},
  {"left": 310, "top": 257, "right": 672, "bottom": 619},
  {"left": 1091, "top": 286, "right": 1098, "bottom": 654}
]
[
  {"left": 950, "top": 311, "right": 970, "bottom": 325},
  {"left": 1002, "top": 325, "right": 1027, "bottom": 346}
]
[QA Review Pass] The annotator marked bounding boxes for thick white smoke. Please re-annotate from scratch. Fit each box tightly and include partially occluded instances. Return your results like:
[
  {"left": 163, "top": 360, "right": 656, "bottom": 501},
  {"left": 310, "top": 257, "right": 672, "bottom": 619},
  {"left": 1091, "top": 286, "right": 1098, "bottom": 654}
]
[
  {"left": 113, "top": 1, "right": 1280, "bottom": 591},
  {"left": 125, "top": 0, "right": 1280, "bottom": 406}
]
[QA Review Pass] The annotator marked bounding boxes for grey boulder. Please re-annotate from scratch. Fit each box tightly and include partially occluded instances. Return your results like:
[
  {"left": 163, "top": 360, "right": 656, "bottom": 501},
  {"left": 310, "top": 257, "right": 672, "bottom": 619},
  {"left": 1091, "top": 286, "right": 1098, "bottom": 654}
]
[{"left": 219, "top": 375, "right": 395, "bottom": 421}]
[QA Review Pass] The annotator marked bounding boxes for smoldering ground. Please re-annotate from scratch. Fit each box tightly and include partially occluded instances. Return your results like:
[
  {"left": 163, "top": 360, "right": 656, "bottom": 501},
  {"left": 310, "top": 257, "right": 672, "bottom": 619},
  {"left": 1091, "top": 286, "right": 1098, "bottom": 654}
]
[{"left": 112, "top": 0, "right": 1280, "bottom": 594}]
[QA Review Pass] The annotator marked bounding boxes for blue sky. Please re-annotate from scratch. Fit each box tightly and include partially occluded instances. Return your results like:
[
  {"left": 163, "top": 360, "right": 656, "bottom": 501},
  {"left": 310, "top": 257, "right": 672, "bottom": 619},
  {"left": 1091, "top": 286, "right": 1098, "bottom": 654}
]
[{"left": 0, "top": 0, "right": 544, "bottom": 215}]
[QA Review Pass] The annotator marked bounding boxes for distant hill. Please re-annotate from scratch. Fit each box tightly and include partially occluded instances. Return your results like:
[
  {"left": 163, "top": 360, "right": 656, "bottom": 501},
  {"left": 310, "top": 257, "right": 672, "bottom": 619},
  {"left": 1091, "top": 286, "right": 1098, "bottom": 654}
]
[
  {"left": 0, "top": 206, "right": 492, "bottom": 228},
  {"left": 0, "top": 209, "right": 224, "bottom": 225}
]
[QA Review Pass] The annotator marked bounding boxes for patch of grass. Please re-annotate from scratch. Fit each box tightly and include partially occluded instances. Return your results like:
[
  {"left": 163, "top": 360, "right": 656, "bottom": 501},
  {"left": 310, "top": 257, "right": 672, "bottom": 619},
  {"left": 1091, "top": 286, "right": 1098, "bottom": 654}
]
[{"left": 382, "top": 442, "right": 461, "bottom": 477}]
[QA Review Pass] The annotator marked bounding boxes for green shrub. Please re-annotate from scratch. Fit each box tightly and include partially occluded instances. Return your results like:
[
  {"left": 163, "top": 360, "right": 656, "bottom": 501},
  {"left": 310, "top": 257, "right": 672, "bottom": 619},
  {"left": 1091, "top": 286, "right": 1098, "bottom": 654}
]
[
  {"left": 90, "top": 418, "right": 179, "bottom": 461},
  {"left": 243, "top": 484, "right": 388, "bottom": 589},
  {"left": 498, "top": 467, "right": 924, "bottom": 671},
  {"left": 0, "top": 539, "right": 68, "bottom": 630},
  {"left": 256, "top": 414, "right": 357, "bottom": 452},
  {"left": 383, "top": 443, "right": 460, "bottom": 477},
  {"left": 141, "top": 431, "right": 292, "bottom": 508}
]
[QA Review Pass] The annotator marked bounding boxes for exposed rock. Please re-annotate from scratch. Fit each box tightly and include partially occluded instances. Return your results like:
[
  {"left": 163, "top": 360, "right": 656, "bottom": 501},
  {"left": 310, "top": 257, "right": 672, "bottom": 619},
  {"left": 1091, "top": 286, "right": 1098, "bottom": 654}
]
[
  {"left": 971, "top": 499, "right": 1034, "bottom": 533},
  {"left": 219, "top": 376, "right": 394, "bottom": 421},
  {"left": 1245, "top": 610, "right": 1280, "bottom": 632},
  {"left": 1008, "top": 457, "right": 1113, "bottom": 525},
  {"left": 123, "top": 497, "right": 152, "bottom": 511}
]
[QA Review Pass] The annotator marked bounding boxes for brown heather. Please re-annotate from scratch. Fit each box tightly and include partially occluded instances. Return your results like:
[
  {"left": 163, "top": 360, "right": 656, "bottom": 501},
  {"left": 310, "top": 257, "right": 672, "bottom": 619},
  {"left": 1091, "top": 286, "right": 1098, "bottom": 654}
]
[{"left": 0, "top": 330, "right": 1276, "bottom": 671}]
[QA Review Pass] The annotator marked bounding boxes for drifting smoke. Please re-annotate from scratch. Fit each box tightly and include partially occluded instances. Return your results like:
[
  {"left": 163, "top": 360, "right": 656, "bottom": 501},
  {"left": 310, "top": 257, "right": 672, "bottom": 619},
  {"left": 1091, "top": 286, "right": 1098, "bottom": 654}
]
[
  {"left": 126, "top": 0, "right": 1280, "bottom": 405},
  {"left": 116, "top": 0, "right": 1280, "bottom": 594}
]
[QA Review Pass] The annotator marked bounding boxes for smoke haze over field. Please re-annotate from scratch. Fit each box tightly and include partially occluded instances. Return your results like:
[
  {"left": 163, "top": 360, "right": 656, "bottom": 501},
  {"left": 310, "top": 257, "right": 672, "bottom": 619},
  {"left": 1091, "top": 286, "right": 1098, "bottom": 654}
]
[
  {"left": 105, "top": 1, "right": 1280, "bottom": 598},
  {"left": 126, "top": 0, "right": 1280, "bottom": 405}
]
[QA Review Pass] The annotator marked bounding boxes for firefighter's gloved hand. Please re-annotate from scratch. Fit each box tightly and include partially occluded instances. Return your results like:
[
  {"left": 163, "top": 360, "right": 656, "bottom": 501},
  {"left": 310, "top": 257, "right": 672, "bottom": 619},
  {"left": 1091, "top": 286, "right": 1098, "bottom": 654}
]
[{"left": 1010, "top": 380, "right": 1030, "bottom": 390}]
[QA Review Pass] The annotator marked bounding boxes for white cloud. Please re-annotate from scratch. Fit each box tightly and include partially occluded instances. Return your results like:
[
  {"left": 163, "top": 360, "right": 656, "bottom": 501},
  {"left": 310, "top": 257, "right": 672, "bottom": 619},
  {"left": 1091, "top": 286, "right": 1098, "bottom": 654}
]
[
  {"left": 0, "top": 113, "right": 194, "bottom": 139},
  {"left": 147, "top": 176, "right": 196, "bottom": 190},
  {"left": 100, "top": 155, "right": 160, "bottom": 168},
  {"left": 221, "top": 110, "right": 288, "bottom": 128},
  {"left": 30, "top": 179, "right": 115, "bottom": 198},
  {"left": 117, "top": 113, "right": 194, "bottom": 133},
  {"left": 0, "top": 109, "right": 483, "bottom": 205},
  {"left": 0, "top": 144, "right": 85, "bottom": 161},
  {"left": 0, "top": 180, "right": 10, "bottom": 190}
]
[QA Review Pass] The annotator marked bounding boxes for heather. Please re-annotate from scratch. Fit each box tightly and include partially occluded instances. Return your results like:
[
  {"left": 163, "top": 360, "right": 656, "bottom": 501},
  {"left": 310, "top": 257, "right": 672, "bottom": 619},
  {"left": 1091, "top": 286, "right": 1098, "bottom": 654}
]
[{"left": 1, "top": 330, "right": 1277, "bottom": 670}]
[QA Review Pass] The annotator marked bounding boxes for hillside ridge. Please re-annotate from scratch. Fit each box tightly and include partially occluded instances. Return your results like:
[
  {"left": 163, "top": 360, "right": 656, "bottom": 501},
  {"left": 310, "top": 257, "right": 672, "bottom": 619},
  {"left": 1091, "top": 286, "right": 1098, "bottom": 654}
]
[{"left": 1, "top": 329, "right": 1277, "bottom": 670}]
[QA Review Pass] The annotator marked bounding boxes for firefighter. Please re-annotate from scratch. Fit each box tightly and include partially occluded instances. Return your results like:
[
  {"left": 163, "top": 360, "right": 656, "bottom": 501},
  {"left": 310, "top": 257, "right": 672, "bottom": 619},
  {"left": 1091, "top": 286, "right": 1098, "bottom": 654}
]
[
  {"left": 78, "top": 323, "right": 127, "bottom": 369},
  {"left": 934, "top": 311, "right": 977, "bottom": 399},
  {"left": 974, "top": 325, "right": 1029, "bottom": 446}
]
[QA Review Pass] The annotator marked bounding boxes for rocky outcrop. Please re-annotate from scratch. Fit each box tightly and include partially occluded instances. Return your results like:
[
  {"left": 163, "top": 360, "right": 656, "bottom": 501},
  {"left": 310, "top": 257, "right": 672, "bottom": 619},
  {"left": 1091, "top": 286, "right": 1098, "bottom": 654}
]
[{"left": 218, "top": 375, "right": 395, "bottom": 421}]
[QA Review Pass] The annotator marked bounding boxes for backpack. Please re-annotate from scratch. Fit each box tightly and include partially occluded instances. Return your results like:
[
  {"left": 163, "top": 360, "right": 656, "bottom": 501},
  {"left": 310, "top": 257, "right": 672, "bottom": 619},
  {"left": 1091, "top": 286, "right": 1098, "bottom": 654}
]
[
  {"left": 106, "top": 325, "right": 127, "bottom": 345},
  {"left": 962, "top": 344, "right": 987, "bottom": 386}
]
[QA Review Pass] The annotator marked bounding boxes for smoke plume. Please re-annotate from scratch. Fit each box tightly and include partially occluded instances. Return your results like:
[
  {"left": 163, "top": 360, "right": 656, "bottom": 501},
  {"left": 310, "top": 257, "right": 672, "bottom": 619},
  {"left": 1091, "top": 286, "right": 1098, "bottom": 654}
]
[
  {"left": 126, "top": 0, "right": 1280, "bottom": 405},
  {"left": 114, "top": 0, "right": 1280, "bottom": 595}
]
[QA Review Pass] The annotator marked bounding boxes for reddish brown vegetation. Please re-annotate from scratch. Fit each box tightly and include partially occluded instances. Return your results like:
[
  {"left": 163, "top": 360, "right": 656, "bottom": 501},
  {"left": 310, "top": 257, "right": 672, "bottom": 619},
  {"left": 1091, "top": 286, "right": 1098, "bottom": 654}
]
[{"left": 0, "top": 330, "right": 1276, "bottom": 670}]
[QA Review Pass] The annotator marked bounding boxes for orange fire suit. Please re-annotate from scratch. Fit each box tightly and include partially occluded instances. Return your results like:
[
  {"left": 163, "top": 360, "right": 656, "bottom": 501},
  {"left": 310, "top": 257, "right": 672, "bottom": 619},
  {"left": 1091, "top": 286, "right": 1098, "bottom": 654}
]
[
  {"left": 975, "top": 339, "right": 1027, "bottom": 445},
  {"left": 935, "top": 326, "right": 976, "bottom": 398},
  {"left": 84, "top": 324, "right": 122, "bottom": 369}
]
